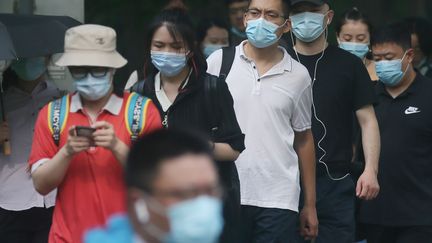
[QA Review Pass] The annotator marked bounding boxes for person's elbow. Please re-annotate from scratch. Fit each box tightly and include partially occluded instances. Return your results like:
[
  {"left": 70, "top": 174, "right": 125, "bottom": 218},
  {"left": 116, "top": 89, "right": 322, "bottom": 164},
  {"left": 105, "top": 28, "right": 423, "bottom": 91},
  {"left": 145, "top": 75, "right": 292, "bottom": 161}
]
[
  {"left": 214, "top": 143, "right": 242, "bottom": 161},
  {"left": 294, "top": 129, "right": 314, "bottom": 150},
  {"left": 230, "top": 150, "right": 240, "bottom": 161},
  {"left": 33, "top": 184, "right": 51, "bottom": 196},
  {"left": 32, "top": 172, "right": 53, "bottom": 196}
]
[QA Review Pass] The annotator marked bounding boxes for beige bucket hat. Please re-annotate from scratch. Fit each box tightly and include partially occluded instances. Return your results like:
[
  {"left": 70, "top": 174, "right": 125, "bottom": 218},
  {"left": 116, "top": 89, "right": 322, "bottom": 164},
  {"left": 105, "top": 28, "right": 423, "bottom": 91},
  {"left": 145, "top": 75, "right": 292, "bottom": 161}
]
[{"left": 55, "top": 24, "right": 127, "bottom": 68}]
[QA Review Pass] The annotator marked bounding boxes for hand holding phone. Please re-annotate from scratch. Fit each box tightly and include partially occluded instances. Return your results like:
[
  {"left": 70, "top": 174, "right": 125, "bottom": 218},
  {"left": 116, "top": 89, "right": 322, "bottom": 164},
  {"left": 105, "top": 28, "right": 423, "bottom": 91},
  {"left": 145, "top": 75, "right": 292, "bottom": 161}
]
[
  {"left": 64, "top": 126, "right": 94, "bottom": 156},
  {"left": 75, "top": 126, "right": 96, "bottom": 139}
]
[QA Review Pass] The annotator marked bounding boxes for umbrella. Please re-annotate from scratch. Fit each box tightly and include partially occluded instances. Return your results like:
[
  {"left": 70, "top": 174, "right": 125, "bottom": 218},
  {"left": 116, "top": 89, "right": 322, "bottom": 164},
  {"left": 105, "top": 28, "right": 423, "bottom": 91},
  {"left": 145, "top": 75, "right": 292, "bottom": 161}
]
[
  {"left": 0, "top": 14, "right": 81, "bottom": 58},
  {"left": 0, "top": 14, "right": 81, "bottom": 155}
]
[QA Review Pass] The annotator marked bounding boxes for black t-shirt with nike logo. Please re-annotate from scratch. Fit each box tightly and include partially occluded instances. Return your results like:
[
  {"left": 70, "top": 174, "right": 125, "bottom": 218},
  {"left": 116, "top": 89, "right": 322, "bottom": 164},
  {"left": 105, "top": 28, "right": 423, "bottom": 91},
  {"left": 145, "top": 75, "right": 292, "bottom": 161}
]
[{"left": 359, "top": 73, "right": 432, "bottom": 226}]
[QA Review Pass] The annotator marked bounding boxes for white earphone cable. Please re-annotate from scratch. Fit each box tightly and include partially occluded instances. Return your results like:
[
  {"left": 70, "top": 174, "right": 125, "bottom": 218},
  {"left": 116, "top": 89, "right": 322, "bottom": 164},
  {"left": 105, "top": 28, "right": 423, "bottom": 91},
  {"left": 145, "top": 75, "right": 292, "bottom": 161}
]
[{"left": 291, "top": 28, "right": 350, "bottom": 181}]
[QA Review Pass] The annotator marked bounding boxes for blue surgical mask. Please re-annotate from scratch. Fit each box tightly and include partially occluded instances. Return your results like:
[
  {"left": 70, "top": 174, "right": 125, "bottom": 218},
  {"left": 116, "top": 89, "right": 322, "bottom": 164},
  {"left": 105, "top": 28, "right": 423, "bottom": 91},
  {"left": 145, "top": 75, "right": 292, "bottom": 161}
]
[
  {"left": 165, "top": 196, "right": 223, "bottom": 243},
  {"left": 11, "top": 57, "right": 47, "bottom": 81},
  {"left": 74, "top": 73, "right": 112, "bottom": 101},
  {"left": 339, "top": 41, "right": 370, "bottom": 59},
  {"left": 203, "top": 44, "right": 227, "bottom": 58},
  {"left": 151, "top": 51, "right": 188, "bottom": 77},
  {"left": 290, "top": 12, "right": 327, "bottom": 43},
  {"left": 246, "top": 18, "right": 284, "bottom": 48},
  {"left": 375, "top": 53, "right": 409, "bottom": 87}
]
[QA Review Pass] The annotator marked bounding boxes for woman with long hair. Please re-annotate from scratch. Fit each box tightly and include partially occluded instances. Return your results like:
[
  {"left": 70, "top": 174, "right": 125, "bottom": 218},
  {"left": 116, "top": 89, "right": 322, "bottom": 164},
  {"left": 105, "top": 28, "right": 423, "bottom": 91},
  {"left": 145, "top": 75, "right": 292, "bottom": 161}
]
[{"left": 132, "top": 8, "right": 244, "bottom": 243}]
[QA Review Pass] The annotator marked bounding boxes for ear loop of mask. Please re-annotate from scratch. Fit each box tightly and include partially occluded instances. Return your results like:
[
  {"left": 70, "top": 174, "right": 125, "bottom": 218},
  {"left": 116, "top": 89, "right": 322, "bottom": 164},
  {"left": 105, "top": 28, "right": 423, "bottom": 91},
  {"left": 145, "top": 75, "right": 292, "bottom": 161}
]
[
  {"left": 272, "top": 19, "right": 289, "bottom": 44},
  {"left": 279, "top": 19, "right": 289, "bottom": 29},
  {"left": 400, "top": 51, "right": 411, "bottom": 80},
  {"left": 134, "top": 198, "right": 167, "bottom": 241},
  {"left": 291, "top": 14, "right": 350, "bottom": 181}
]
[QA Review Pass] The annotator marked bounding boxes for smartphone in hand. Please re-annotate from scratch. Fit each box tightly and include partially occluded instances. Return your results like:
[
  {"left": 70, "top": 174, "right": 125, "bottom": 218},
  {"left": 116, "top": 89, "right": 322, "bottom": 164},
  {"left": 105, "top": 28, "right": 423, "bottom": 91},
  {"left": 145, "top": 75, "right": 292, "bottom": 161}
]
[{"left": 75, "top": 126, "right": 96, "bottom": 139}]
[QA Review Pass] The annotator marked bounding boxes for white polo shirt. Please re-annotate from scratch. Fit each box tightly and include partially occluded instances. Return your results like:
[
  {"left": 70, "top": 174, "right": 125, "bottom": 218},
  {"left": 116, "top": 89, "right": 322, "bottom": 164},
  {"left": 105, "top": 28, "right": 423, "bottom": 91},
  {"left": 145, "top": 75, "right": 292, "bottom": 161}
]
[{"left": 207, "top": 41, "right": 312, "bottom": 211}]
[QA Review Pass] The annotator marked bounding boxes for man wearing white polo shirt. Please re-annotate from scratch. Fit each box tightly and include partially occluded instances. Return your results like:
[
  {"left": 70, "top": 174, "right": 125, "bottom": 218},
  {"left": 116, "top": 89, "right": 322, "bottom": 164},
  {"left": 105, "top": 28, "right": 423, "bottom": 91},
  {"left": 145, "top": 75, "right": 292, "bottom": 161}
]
[{"left": 207, "top": 0, "right": 317, "bottom": 242}]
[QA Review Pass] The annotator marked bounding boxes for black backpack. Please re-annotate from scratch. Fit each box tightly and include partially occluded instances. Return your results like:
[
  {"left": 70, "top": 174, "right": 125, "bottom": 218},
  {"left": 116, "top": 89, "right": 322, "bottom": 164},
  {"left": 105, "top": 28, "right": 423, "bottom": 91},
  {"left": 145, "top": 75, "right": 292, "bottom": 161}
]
[{"left": 131, "top": 47, "right": 236, "bottom": 136}]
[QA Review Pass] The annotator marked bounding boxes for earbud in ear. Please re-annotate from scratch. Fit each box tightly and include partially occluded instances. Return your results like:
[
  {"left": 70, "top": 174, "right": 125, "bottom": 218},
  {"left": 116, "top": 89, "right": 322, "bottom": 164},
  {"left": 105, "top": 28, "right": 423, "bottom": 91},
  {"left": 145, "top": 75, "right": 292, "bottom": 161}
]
[{"left": 135, "top": 199, "right": 150, "bottom": 224}]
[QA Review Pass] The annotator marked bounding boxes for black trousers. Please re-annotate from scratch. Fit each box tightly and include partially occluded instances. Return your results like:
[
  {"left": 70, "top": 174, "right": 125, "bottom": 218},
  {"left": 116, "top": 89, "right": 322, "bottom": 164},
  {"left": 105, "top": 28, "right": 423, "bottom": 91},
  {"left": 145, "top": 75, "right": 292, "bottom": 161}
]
[
  {"left": 0, "top": 207, "right": 53, "bottom": 243},
  {"left": 297, "top": 168, "right": 356, "bottom": 243},
  {"left": 240, "top": 205, "right": 298, "bottom": 243},
  {"left": 364, "top": 224, "right": 432, "bottom": 243},
  {"left": 218, "top": 163, "right": 241, "bottom": 243}
]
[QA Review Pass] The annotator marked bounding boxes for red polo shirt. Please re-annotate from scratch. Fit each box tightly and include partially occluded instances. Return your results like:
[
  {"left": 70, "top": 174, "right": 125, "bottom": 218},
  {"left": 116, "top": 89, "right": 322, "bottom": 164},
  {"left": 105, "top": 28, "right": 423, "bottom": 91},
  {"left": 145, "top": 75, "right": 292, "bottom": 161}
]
[{"left": 29, "top": 92, "right": 161, "bottom": 243}]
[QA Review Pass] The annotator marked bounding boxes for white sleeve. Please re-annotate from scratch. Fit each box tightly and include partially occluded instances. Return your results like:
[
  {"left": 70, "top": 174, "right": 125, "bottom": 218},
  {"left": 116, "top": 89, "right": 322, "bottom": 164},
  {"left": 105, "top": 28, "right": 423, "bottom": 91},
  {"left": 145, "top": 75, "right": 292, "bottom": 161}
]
[
  {"left": 206, "top": 49, "right": 224, "bottom": 76},
  {"left": 31, "top": 158, "right": 50, "bottom": 174},
  {"left": 292, "top": 80, "right": 313, "bottom": 132}
]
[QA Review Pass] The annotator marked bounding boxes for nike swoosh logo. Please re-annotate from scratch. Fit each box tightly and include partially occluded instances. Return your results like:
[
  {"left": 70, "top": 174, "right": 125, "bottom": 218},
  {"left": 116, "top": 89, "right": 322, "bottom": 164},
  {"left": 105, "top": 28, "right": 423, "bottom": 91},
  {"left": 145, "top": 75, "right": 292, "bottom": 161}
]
[{"left": 405, "top": 110, "right": 421, "bottom": 114}]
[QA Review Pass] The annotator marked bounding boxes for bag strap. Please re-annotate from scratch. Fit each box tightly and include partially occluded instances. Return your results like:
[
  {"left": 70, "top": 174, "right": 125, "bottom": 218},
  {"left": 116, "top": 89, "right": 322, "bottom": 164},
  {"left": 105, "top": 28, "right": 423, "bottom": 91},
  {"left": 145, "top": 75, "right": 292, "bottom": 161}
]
[
  {"left": 204, "top": 75, "right": 221, "bottom": 138},
  {"left": 131, "top": 74, "right": 155, "bottom": 95},
  {"left": 130, "top": 78, "right": 146, "bottom": 94},
  {"left": 48, "top": 94, "right": 70, "bottom": 146},
  {"left": 124, "top": 92, "right": 151, "bottom": 142},
  {"left": 219, "top": 46, "right": 236, "bottom": 78},
  {"left": 203, "top": 46, "right": 235, "bottom": 138}
]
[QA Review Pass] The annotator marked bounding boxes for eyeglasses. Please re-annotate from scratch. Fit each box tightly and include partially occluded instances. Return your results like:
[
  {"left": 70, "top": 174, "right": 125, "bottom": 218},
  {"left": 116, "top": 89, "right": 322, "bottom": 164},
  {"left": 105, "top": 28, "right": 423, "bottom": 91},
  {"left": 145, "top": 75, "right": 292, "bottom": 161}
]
[
  {"left": 246, "top": 8, "right": 285, "bottom": 21},
  {"left": 69, "top": 66, "right": 110, "bottom": 80}
]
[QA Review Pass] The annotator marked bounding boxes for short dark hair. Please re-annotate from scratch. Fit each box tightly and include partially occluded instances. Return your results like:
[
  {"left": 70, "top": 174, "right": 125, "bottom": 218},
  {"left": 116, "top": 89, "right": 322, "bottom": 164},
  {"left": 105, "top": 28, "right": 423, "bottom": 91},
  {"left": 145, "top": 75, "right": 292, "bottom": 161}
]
[
  {"left": 247, "top": 0, "right": 291, "bottom": 17},
  {"left": 288, "top": 1, "right": 330, "bottom": 14},
  {"left": 371, "top": 22, "right": 412, "bottom": 51},
  {"left": 125, "top": 129, "right": 214, "bottom": 192},
  {"left": 404, "top": 17, "right": 432, "bottom": 57},
  {"left": 335, "top": 7, "right": 373, "bottom": 35},
  {"left": 197, "top": 18, "right": 230, "bottom": 45}
]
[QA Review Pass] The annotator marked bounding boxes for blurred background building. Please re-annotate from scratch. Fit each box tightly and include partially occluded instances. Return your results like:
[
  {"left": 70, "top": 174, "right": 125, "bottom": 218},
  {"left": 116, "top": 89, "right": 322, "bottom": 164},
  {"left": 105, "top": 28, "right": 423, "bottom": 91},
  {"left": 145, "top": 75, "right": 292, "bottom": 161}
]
[{"left": 0, "top": 0, "right": 84, "bottom": 91}]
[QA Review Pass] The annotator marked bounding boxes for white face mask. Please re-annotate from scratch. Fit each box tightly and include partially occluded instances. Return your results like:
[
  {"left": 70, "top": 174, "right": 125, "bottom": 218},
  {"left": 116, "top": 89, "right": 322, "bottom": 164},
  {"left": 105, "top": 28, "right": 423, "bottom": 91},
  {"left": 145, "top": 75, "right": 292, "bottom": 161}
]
[
  {"left": 134, "top": 198, "right": 168, "bottom": 241},
  {"left": 134, "top": 195, "right": 224, "bottom": 243},
  {"left": 73, "top": 71, "right": 113, "bottom": 101},
  {"left": 290, "top": 12, "right": 328, "bottom": 43}
]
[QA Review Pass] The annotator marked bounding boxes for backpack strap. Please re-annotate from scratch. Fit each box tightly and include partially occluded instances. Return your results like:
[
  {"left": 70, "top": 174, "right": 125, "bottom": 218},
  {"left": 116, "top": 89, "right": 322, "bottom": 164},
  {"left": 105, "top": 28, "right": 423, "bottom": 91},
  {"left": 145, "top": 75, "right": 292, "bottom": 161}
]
[
  {"left": 130, "top": 78, "right": 146, "bottom": 94},
  {"left": 124, "top": 92, "right": 151, "bottom": 142},
  {"left": 204, "top": 74, "right": 221, "bottom": 138},
  {"left": 219, "top": 46, "right": 236, "bottom": 78},
  {"left": 203, "top": 46, "right": 235, "bottom": 138},
  {"left": 47, "top": 94, "right": 70, "bottom": 146}
]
